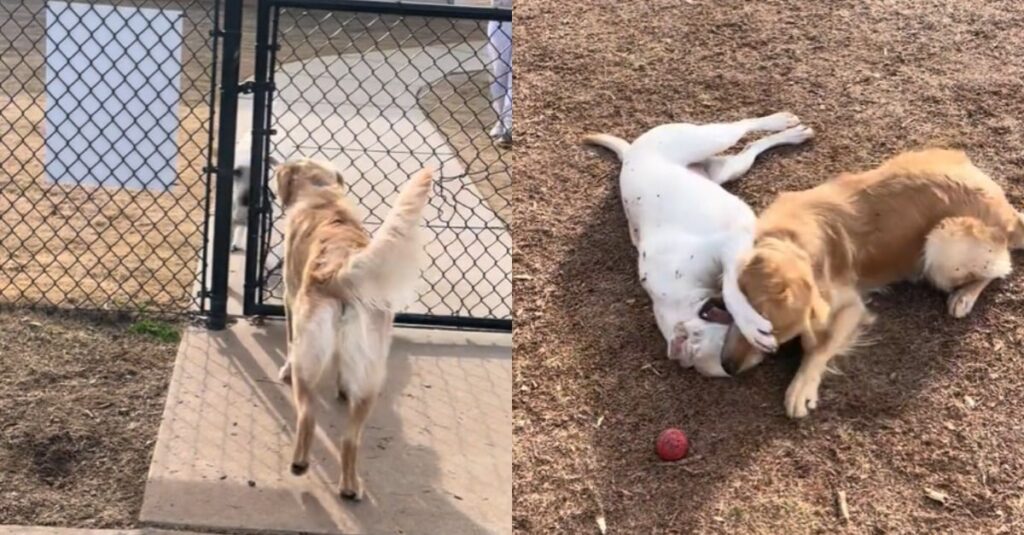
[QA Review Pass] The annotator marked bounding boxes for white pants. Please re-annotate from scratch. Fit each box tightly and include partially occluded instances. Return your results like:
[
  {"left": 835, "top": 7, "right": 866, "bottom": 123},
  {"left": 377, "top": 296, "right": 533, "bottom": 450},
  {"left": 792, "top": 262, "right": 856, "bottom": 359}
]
[{"left": 487, "top": 19, "right": 512, "bottom": 137}]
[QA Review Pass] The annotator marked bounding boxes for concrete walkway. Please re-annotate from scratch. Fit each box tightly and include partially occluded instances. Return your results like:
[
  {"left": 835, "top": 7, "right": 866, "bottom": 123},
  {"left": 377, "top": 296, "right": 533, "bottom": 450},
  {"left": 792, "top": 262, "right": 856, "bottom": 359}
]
[
  {"left": 140, "top": 316, "right": 511, "bottom": 534},
  {"left": 149, "top": 237, "right": 509, "bottom": 534}
]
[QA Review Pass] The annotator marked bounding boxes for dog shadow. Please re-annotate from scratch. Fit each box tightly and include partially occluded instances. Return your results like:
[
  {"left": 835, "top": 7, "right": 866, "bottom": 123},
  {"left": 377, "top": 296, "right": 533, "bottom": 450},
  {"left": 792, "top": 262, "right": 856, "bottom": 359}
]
[{"left": 546, "top": 165, "right": 982, "bottom": 530}]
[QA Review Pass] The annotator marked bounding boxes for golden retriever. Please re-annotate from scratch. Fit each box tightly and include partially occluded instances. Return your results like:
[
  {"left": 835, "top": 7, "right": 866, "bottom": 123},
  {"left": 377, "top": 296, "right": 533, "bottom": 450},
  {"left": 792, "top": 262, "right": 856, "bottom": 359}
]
[
  {"left": 275, "top": 159, "right": 434, "bottom": 499},
  {"left": 721, "top": 149, "right": 1024, "bottom": 418}
]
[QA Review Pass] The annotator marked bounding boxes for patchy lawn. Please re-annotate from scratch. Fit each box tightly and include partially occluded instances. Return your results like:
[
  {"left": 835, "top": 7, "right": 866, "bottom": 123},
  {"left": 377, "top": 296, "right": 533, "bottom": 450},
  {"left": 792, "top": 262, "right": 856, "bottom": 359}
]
[{"left": 0, "top": 307, "right": 179, "bottom": 528}]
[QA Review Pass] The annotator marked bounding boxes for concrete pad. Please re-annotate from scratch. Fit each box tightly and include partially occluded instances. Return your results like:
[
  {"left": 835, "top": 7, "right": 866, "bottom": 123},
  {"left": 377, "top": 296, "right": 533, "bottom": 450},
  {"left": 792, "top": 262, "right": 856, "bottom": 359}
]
[
  {"left": 140, "top": 319, "right": 511, "bottom": 535},
  {"left": 273, "top": 106, "right": 455, "bottom": 159},
  {"left": 273, "top": 44, "right": 485, "bottom": 111}
]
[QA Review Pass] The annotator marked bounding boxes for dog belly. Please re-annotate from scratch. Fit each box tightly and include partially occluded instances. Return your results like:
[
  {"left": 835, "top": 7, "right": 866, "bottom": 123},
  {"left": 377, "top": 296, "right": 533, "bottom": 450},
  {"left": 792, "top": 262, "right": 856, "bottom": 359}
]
[{"left": 623, "top": 170, "right": 754, "bottom": 242}]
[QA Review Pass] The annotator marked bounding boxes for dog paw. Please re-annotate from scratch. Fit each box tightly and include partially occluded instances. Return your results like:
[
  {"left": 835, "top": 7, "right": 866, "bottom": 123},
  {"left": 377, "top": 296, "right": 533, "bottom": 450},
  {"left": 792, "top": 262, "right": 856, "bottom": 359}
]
[
  {"left": 290, "top": 462, "right": 308, "bottom": 476},
  {"left": 776, "top": 124, "right": 814, "bottom": 145},
  {"left": 761, "top": 112, "right": 801, "bottom": 132},
  {"left": 230, "top": 244, "right": 242, "bottom": 252},
  {"left": 947, "top": 290, "right": 977, "bottom": 318},
  {"left": 278, "top": 363, "right": 292, "bottom": 384},
  {"left": 785, "top": 372, "right": 822, "bottom": 419},
  {"left": 340, "top": 478, "right": 364, "bottom": 501},
  {"left": 733, "top": 310, "right": 778, "bottom": 354}
]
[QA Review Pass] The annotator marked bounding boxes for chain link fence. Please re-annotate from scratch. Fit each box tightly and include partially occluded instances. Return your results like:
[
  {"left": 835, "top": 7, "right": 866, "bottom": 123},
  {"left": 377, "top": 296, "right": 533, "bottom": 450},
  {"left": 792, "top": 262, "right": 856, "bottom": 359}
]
[
  {"left": 0, "top": 0, "right": 219, "bottom": 313},
  {"left": 0, "top": 0, "right": 512, "bottom": 329},
  {"left": 246, "top": 1, "right": 511, "bottom": 327}
]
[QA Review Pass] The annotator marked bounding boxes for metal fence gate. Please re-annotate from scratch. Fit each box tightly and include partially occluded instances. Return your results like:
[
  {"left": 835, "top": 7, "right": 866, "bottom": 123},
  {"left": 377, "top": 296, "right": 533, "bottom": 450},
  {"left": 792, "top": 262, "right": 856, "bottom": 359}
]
[
  {"left": 0, "top": 0, "right": 511, "bottom": 331},
  {"left": 239, "top": 0, "right": 512, "bottom": 330}
]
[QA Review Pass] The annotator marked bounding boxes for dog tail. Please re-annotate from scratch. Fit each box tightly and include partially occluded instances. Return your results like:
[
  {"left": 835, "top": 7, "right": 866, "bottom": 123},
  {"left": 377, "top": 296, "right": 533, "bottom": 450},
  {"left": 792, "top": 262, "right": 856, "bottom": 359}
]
[
  {"left": 326, "top": 167, "right": 434, "bottom": 309},
  {"left": 582, "top": 133, "right": 630, "bottom": 160}
]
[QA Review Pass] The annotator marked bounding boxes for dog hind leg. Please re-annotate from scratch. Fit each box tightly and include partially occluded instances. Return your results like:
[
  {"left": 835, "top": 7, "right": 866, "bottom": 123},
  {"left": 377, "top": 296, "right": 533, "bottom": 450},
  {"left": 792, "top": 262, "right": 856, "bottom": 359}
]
[
  {"left": 279, "top": 298, "right": 295, "bottom": 384},
  {"left": 923, "top": 216, "right": 1012, "bottom": 318},
  {"left": 339, "top": 393, "right": 375, "bottom": 501},
  {"left": 287, "top": 304, "right": 337, "bottom": 475},
  {"left": 704, "top": 124, "right": 815, "bottom": 185},
  {"left": 1011, "top": 211, "right": 1024, "bottom": 250},
  {"left": 289, "top": 373, "right": 315, "bottom": 475},
  {"left": 634, "top": 112, "right": 801, "bottom": 166}
]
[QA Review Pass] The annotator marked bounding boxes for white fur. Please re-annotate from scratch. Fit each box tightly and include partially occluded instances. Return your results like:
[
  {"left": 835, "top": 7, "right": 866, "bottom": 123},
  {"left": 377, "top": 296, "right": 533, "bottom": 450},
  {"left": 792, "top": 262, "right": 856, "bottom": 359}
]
[
  {"left": 230, "top": 156, "right": 280, "bottom": 252},
  {"left": 585, "top": 114, "right": 813, "bottom": 376},
  {"left": 291, "top": 303, "right": 340, "bottom": 387},
  {"left": 327, "top": 169, "right": 433, "bottom": 311},
  {"left": 291, "top": 301, "right": 390, "bottom": 402},
  {"left": 335, "top": 305, "right": 392, "bottom": 401}
]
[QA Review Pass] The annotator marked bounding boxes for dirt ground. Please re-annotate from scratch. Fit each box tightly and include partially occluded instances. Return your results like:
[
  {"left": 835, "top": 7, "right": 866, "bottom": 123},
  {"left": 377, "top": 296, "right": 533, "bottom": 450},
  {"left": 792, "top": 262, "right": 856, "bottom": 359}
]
[
  {"left": 513, "top": 1, "right": 1024, "bottom": 533},
  {"left": 0, "top": 307, "right": 178, "bottom": 528}
]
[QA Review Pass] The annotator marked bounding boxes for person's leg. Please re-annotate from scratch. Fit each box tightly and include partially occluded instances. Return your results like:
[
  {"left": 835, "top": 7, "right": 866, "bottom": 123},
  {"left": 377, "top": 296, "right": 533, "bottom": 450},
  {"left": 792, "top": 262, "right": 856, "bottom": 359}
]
[{"left": 487, "top": 20, "right": 512, "bottom": 139}]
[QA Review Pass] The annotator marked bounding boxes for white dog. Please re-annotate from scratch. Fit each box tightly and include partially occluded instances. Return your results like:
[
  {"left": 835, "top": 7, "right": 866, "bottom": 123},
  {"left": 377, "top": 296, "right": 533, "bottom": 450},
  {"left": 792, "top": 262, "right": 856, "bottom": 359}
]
[
  {"left": 230, "top": 156, "right": 279, "bottom": 252},
  {"left": 583, "top": 113, "right": 812, "bottom": 376}
]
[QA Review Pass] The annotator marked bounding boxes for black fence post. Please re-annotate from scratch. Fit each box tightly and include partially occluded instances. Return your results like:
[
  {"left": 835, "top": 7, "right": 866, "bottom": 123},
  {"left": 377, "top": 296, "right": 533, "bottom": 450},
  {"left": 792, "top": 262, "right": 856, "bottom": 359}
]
[
  {"left": 242, "top": 0, "right": 275, "bottom": 317},
  {"left": 207, "top": 0, "right": 244, "bottom": 330}
]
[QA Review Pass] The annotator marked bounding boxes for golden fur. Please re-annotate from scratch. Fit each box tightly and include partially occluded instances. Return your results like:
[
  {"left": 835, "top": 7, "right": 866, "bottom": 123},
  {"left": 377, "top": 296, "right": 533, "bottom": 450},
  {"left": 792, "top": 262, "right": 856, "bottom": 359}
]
[
  {"left": 275, "top": 159, "right": 434, "bottom": 499},
  {"left": 724, "top": 149, "right": 1024, "bottom": 418}
]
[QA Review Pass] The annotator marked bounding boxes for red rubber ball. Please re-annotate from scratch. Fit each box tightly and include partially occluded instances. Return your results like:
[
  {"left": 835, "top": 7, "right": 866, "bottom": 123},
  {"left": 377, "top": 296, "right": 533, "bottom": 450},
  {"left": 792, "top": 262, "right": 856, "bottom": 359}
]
[{"left": 656, "top": 428, "right": 689, "bottom": 461}]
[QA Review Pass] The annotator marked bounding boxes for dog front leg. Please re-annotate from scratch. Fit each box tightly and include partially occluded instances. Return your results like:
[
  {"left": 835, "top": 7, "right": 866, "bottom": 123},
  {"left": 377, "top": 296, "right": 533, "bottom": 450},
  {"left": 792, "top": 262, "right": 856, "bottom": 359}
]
[
  {"left": 704, "top": 124, "right": 814, "bottom": 185},
  {"left": 230, "top": 221, "right": 246, "bottom": 252},
  {"left": 785, "top": 295, "right": 865, "bottom": 418},
  {"left": 279, "top": 296, "right": 294, "bottom": 383},
  {"left": 720, "top": 236, "right": 778, "bottom": 353}
]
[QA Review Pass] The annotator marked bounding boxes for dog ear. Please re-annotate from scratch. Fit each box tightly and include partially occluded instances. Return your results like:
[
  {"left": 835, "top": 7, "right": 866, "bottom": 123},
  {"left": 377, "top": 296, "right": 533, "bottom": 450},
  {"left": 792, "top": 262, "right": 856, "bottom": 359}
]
[
  {"left": 801, "top": 279, "right": 831, "bottom": 335},
  {"left": 276, "top": 164, "right": 296, "bottom": 207},
  {"left": 800, "top": 296, "right": 829, "bottom": 351},
  {"left": 808, "top": 289, "right": 831, "bottom": 330},
  {"left": 744, "top": 250, "right": 765, "bottom": 272}
]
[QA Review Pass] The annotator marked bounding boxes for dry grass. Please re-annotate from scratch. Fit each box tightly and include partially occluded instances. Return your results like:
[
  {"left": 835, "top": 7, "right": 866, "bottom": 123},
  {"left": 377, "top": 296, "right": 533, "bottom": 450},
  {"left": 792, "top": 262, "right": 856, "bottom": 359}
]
[
  {"left": 0, "top": 307, "right": 178, "bottom": 527},
  {"left": 0, "top": 95, "right": 211, "bottom": 310},
  {"left": 513, "top": 1, "right": 1024, "bottom": 533}
]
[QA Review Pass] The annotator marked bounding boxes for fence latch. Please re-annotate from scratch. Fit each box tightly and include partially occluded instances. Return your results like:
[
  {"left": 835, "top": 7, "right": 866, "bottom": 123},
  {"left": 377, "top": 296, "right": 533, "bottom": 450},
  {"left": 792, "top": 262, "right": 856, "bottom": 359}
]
[{"left": 238, "top": 81, "right": 273, "bottom": 95}]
